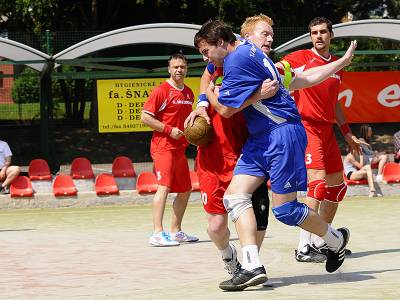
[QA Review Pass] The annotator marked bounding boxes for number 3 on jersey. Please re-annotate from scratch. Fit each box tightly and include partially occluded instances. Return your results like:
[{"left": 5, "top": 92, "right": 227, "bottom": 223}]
[{"left": 305, "top": 153, "right": 313, "bottom": 165}]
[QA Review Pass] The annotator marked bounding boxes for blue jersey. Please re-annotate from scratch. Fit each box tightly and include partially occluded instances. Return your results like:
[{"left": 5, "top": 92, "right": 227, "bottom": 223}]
[{"left": 218, "top": 40, "right": 301, "bottom": 140}]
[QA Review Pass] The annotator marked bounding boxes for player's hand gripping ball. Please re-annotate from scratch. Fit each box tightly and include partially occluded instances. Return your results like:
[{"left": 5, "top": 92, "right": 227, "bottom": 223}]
[{"left": 184, "top": 116, "right": 214, "bottom": 146}]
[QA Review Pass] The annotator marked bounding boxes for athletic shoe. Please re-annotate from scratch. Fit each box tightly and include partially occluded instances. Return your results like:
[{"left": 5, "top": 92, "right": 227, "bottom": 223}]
[
  {"left": 171, "top": 231, "right": 199, "bottom": 243},
  {"left": 222, "top": 244, "right": 241, "bottom": 275},
  {"left": 295, "top": 244, "right": 327, "bottom": 263},
  {"left": 345, "top": 248, "right": 352, "bottom": 256},
  {"left": 325, "top": 227, "right": 350, "bottom": 273},
  {"left": 0, "top": 186, "right": 10, "bottom": 195},
  {"left": 219, "top": 266, "right": 268, "bottom": 291},
  {"left": 149, "top": 231, "right": 180, "bottom": 247}
]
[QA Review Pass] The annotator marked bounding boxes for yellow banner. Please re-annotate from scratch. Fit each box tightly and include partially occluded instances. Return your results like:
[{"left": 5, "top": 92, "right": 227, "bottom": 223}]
[{"left": 97, "top": 78, "right": 200, "bottom": 133}]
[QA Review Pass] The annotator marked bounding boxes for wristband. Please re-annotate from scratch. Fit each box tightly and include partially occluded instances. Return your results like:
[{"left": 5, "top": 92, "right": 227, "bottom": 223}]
[
  {"left": 339, "top": 123, "right": 352, "bottom": 137},
  {"left": 163, "top": 124, "right": 173, "bottom": 135},
  {"left": 197, "top": 93, "right": 210, "bottom": 108}
]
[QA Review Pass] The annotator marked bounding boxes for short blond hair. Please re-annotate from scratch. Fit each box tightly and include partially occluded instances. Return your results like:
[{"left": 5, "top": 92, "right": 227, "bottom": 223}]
[{"left": 240, "top": 14, "right": 274, "bottom": 38}]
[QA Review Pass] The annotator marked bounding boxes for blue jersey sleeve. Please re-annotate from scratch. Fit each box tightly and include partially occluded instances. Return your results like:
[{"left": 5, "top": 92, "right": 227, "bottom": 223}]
[
  {"left": 218, "top": 45, "right": 274, "bottom": 108},
  {"left": 206, "top": 62, "right": 216, "bottom": 74}
]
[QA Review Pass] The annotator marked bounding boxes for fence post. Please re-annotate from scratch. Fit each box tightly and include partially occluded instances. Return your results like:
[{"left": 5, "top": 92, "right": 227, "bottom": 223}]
[{"left": 40, "top": 60, "right": 58, "bottom": 173}]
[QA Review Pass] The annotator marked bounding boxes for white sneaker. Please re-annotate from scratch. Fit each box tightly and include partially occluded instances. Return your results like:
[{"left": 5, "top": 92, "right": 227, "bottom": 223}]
[
  {"left": 223, "top": 244, "right": 241, "bottom": 275},
  {"left": 171, "top": 231, "right": 199, "bottom": 243},
  {"left": 149, "top": 231, "right": 180, "bottom": 247}
]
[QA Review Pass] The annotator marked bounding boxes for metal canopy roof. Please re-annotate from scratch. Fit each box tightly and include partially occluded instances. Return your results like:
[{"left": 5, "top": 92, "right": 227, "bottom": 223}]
[
  {"left": 53, "top": 23, "right": 202, "bottom": 60},
  {"left": 274, "top": 19, "right": 400, "bottom": 53}
]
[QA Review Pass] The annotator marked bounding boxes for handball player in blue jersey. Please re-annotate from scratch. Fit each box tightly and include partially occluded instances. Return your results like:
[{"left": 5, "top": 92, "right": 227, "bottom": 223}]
[{"left": 194, "top": 20, "right": 356, "bottom": 291}]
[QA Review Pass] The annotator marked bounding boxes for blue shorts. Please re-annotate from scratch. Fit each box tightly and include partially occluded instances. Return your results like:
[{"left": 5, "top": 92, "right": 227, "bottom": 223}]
[{"left": 234, "top": 122, "right": 308, "bottom": 194}]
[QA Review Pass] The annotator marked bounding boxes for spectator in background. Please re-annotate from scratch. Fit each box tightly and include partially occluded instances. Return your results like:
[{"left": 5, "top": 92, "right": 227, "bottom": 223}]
[
  {"left": 359, "top": 124, "right": 388, "bottom": 182},
  {"left": 393, "top": 130, "right": 400, "bottom": 163},
  {"left": 0, "top": 140, "right": 20, "bottom": 194},
  {"left": 141, "top": 54, "right": 199, "bottom": 247},
  {"left": 343, "top": 147, "right": 382, "bottom": 197}
]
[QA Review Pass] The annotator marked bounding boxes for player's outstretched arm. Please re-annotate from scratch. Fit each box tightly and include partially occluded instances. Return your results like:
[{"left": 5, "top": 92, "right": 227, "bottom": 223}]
[
  {"left": 288, "top": 40, "right": 357, "bottom": 91},
  {"left": 206, "top": 79, "right": 279, "bottom": 118},
  {"left": 184, "top": 68, "right": 212, "bottom": 127}
]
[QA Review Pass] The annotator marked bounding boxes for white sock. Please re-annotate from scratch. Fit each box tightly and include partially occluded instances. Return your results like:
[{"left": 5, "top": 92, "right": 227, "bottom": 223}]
[
  {"left": 311, "top": 233, "right": 326, "bottom": 248},
  {"left": 242, "top": 245, "right": 262, "bottom": 271},
  {"left": 219, "top": 244, "right": 233, "bottom": 260},
  {"left": 322, "top": 225, "right": 343, "bottom": 251},
  {"left": 298, "top": 228, "right": 312, "bottom": 252}
]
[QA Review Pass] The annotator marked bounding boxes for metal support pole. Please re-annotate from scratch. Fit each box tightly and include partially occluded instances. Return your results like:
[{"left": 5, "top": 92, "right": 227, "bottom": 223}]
[{"left": 39, "top": 60, "right": 58, "bottom": 173}]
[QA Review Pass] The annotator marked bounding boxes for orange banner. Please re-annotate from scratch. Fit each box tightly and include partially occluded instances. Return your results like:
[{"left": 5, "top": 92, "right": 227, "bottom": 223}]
[{"left": 338, "top": 71, "right": 400, "bottom": 123}]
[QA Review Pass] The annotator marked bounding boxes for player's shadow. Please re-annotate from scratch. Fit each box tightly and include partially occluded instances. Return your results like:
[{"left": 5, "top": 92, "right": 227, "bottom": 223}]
[
  {"left": 347, "top": 248, "right": 400, "bottom": 259},
  {"left": 0, "top": 228, "right": 35, "bottom": 232},
  {"left": 260, "top": 268, "right": 400, "bottom": 290},
  {"left": 187, "top": 237, "right": 240, "bottom": 245}
]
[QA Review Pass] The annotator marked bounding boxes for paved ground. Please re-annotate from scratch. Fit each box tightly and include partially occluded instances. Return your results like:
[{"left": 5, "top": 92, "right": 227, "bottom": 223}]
[{"left": 0, "top": 196, "right": 399, "bottom": 299}]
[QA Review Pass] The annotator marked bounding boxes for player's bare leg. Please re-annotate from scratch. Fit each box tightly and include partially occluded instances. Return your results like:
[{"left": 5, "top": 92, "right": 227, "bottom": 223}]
[
  {"left": 296, "top": 168, "right": 326, "bottom": 262},
  {"left": 149, "top": 185, "right": 180, "bottom": 246},
  {"left": 152, "top": 185, "right": 170, "bottom": 233},
  {"left": 219, "top": 175, "right": 268, "bottom": 291},
  {"left": 271, "top": 191, "right": 349, "bottom": 273},
  {"left": 207, "top": 213, "right": 241, "bottom": 275},
  {"left": 170, "top": 190, "right": 198, "bottom": 243}
]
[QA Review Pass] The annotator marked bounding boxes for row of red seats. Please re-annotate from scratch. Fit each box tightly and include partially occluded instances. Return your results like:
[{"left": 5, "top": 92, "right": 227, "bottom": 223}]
[
  {"left": 29, "top": 156, "right": 136, "bottom": 180},
  {"left": 344, "top": 162, "right": 400, "bottom": 185},
  {"left": 9, "top": 156, "right": 200, "bottom": 197}
]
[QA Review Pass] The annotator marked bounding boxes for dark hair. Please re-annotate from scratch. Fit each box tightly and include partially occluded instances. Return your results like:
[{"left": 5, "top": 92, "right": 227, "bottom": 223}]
[
  {"left": 168, "top": 53, "right": 187, "bottom": 65},
  {"left": 359, "top": 124, "right": 372, "bottom": 143},
  {"left": 194, "top": 19, "right": 237, "bottom": 49},
  {"left": 308, "top": 17, "right": 333, "bottom": 33}
]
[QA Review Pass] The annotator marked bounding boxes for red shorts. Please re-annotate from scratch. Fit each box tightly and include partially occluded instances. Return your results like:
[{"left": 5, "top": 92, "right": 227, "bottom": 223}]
[
  {"left": 197, "top": 154, "right": 236, "bottom": 215},
  {"left": 151, "top": 148, "right": 191, "bottom": 193},
  {"left": 303, "top": 120, "right": 343, "bottom": 174}
]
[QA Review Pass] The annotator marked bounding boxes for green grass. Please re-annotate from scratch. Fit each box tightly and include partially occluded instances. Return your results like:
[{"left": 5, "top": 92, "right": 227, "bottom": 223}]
[{"left": 0, "top": 102, "right": 91, "bottom": 120}]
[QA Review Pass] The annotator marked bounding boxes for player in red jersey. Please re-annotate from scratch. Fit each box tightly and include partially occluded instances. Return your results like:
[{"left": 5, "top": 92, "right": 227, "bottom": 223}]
[
  {"left": 281, "top": 17, "right": 361, "bottom": 262},
  {"left": 141, "top": 54, "right": 199, "bottom": 247},
  {"left": 185, "top": 15, "right": 278, "bottom": 281}
]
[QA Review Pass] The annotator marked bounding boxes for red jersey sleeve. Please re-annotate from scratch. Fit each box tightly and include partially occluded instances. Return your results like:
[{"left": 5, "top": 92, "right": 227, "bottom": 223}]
[
  {"left": 143, "top": 86, "right": 166, "bottom": 116},
  {"left": 282, "top": 50, "right": 309, "bottom": 69}
]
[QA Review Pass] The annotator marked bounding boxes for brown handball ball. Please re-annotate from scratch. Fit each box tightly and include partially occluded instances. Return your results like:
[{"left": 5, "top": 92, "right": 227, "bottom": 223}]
[{"left": 184, "top": 116, "right": 214, "bottom": 146}]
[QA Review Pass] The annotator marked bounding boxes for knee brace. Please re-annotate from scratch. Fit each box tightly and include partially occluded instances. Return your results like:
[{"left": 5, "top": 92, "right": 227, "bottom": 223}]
[
  {"left": 223, "top": 193, "right": 253, "bottom": 222},
  {"left": 325, "top": 182, "right": 347, "bottom": 202},
  {"left": 251, "top": 183, "right": 270, "bottom": 231},
  {"left": 272, "top": 200, "right": 309, "bottom": 226},
  {"left": 307, "top": 179, "right": 327, "bottom": 201}
]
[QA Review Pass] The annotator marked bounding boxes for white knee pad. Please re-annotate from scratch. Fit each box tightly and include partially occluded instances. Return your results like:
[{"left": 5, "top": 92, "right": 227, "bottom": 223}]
[{"left": 223, "top": 193, "right": 253, "bottom": 222}]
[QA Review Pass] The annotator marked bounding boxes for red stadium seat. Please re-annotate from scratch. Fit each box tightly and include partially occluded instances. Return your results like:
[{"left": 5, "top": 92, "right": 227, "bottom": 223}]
[
  {"left": 343, "top": 173, "right": 368, "bottom": 185},
  {"left": 28, "top": 159, "right": 52, "bottom": 180},
  {"left": 10, "top": 176, "right": 34, "bottom": 197},
  {"left": 136, "top": 172, "right": 158, "bottom": 194},
  {"left": 112, "top": 156, "right": 136, "bottom": 177},
  {"left": 95, "top": 173, "right": 119, "bottom": 195},
  {"left": 70, "top": 157, "right": 95, "bottom": 179},
  {"left": 190, "top": 171, "right": 199, "bottom": 191},
  {"left": 382, "top": 162, "right": 400, "bottom": 183},
  {"left": 53, "top": 174, "right": 78, "bottom": 196}
]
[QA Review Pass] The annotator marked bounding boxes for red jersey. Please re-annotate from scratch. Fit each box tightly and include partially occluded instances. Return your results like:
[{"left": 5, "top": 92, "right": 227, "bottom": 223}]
[
  {"left": 283, "top": 49, "right": 343, "bottom": 123},
  {"left": 201, "top": 107, "right": 248, "bottom": 157},
  {"left": 143, "top": 81, "right": 194, "bottom": 153}
]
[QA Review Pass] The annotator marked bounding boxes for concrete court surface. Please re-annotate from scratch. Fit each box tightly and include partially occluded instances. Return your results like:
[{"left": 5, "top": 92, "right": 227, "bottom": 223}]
[{"left": 0, "top": 196, "right": 399, "bottom": 300}]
